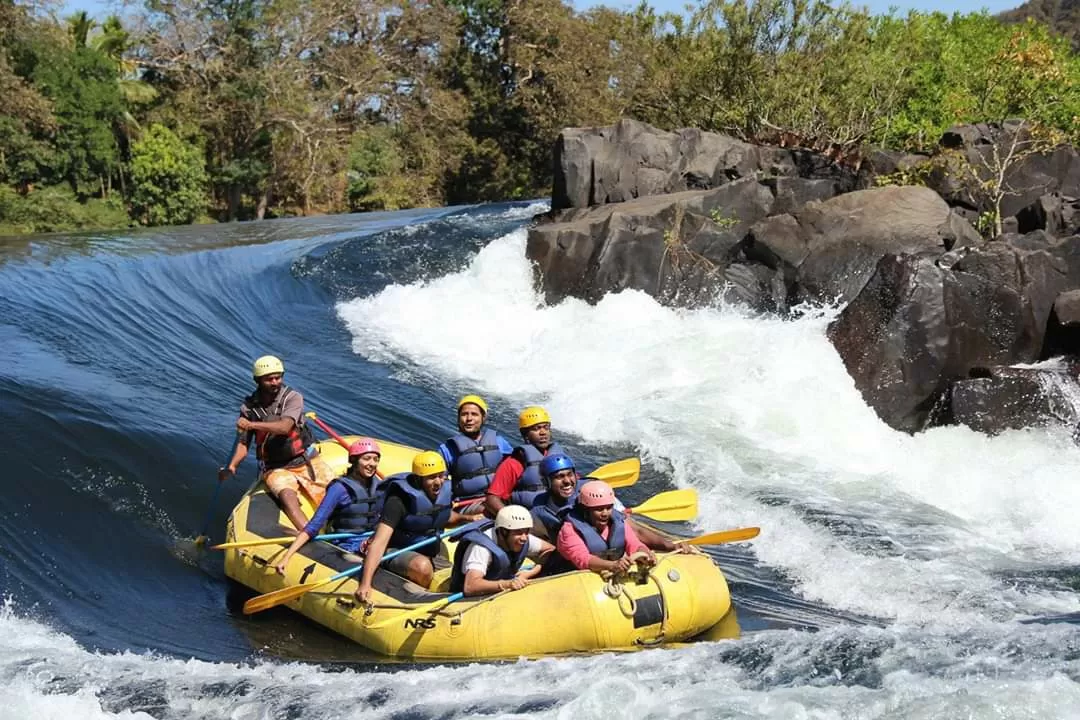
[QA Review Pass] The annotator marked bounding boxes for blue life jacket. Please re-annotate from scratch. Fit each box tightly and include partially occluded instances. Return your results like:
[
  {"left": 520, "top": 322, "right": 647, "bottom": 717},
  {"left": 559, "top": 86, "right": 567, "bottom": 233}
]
[
  {"left": 530, "top": 490, "right": 577, "bottom": 541},
  {"left": 565, "top": 506, "right": 627, "bottom": 561},
  {"left": 446, "top": 428, "right": 505, "bottom": 498},
  {"left": 510, "top": 441, "right": 567, "bottom": 507},
  {"left": 328, "top": 475, "right": 386, "bottom": 535},
  {"left": 385, "top": 472, "right": 453, "bottom": 558},
  {"left": 449, "top": 527, "right": 529, "bottom": 593}
]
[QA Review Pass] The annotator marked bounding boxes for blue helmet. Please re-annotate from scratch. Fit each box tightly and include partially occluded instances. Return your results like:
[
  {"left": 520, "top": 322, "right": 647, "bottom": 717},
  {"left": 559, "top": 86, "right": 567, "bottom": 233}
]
[{"left": 540, "top": 453, "right": 575, "bottom": 481}]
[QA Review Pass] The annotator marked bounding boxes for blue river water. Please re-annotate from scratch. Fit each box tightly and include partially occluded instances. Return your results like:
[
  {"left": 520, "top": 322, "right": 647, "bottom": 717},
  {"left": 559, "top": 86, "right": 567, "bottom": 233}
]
[{"left": 2, "top": 201, "right": 1080, "bottom": 718}]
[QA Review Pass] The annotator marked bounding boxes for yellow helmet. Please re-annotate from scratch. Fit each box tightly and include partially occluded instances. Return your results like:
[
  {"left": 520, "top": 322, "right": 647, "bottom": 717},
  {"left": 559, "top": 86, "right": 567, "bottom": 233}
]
[
  {"left": 412, "top": 450, "right": 447, "bottom": 477},
  {"left": 518, "top": 405, "right": 551, "bottom": 429},
  {"left": 252, "top": 355, "right": 285, "bottom": 378},
  {"left": 457, "top": 394, "right": 488, "bottom": 415}
]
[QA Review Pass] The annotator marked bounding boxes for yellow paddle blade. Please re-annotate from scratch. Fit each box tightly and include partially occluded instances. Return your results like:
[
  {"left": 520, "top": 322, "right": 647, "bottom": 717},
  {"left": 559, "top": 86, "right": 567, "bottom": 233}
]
[
  {"left": 685, "top": 527, "right": 760, "bottom": 546},
  {"left": 211, "top": 536, "right": 294, "bottom": 550},
  {"left": 586, "top": 457, "right": 640, "bottom": 489},
  {"left": 629, "top": 488, "right": 698, "bottom": 522},
  {"left": 366, "top": 592, "right": 464, "bottom": 631},
  {"left": 243, "top": 577, "right": 333, "bottom": 615}
]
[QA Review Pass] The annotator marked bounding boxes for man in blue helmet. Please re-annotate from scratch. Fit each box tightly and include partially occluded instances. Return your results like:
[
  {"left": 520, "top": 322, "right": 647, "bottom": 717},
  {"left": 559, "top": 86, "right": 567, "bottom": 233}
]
[
  {"left": 530, "top": 453, "right": 580, "bottom": 542},
  {"left": 532, "top": 453, "right": 695, "bottom": 566}
]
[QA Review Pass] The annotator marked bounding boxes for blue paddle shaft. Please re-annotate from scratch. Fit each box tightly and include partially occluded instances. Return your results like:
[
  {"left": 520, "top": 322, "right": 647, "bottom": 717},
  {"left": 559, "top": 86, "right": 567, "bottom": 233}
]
[
  {"left": 313, "top": 531, "right": 372, "bottom": 542},
  {"left": 326, "top": 520, "right": 488, "bottom": 583}
]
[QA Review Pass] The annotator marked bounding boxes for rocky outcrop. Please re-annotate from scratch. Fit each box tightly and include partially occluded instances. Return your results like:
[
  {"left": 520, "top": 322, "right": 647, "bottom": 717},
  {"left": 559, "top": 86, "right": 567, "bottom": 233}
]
[
  {"left": 551, "top": 118, "right": 858, "bottom": 212},
  {"left": 951, "top": 364, "right": 1080, "bottom": 435},
  {"left": 528, "top": 118, "right": 1080, "bottom": 436},
  {"left": 826, "top": 237, "right": 1080, "bottom": 431}
]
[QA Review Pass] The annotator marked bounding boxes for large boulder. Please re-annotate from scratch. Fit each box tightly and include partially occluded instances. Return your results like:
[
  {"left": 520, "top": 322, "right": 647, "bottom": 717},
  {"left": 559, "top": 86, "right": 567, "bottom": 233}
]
[
  {"left": 751, "top": 185, "right": 982, "bottom": 305},
  {"left": 551, "top": 119, "right": 856, "bottom": 211},
  {"left": 528, "top": 178, "right": 781, "bottom": 306},
  {"left": 826, "top": 243, "right": 1055, "bottom": 432},
  {"left": 951, "top": 365, "right": 1080, "bottom": 435}
]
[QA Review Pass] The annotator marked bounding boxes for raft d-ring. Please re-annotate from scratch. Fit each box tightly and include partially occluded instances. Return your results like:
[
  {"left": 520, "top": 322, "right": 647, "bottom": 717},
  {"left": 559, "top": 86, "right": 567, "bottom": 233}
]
[{"left": 635, "top": 634, "right": 666, "bottom": 647}]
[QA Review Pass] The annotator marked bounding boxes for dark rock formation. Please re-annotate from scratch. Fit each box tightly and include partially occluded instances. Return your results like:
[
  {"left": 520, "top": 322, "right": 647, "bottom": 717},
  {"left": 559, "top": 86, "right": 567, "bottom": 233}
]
[
  {"left": 551, "top": 118, "right": 857, "bottom": 212},
  {"left": 827, "top": 237, "right": 1080, "bottom": 431},
  {"left": 952, "top": 364, "right": 1080, "bottom": 435},
  {"left": 529, "top": 118, "right": 1080, "bottom": 435}
]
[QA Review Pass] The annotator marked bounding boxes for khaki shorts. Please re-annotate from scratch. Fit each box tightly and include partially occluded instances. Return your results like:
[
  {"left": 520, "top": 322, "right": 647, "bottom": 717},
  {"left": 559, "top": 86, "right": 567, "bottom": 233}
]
[
  {"left": 263, "top": 455, "right": 335, "bottom": 505},
  {"left": 385, "top": 551, "right": 451, "bottom": 578}
]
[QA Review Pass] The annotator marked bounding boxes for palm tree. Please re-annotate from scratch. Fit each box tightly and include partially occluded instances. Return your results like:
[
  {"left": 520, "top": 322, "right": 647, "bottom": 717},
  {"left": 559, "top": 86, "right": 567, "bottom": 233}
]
[{"left": 67, "top": 11, "right": 96, "bottom": 48}]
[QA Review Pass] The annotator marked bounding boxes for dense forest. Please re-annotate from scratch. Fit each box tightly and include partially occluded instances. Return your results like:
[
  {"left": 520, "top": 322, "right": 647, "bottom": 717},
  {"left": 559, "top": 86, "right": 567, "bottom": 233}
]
[
  {"left": 1005, "top": 0, "right": 1080, "bottom": 49},
  {"left": 1, "top": 0, "right": 1079, "bottom": 235}
]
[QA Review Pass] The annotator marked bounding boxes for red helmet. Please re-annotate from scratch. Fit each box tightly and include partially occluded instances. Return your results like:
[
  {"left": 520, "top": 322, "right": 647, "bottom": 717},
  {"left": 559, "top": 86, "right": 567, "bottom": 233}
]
[
  {"left": 578, "top": 480, "right": 616, "bottom": 508},
  {"left": 348, "top": 438, "right": 381, "bottom": 458}
]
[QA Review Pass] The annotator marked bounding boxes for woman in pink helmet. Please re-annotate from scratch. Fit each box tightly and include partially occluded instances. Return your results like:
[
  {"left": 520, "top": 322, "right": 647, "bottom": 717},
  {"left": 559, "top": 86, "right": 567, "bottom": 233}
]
[
  {"left": 555, "top": 480, "right": 656, "bottom": 574},
  {"left": 274, "top": 438, "right": 385, "bottom": 573}
]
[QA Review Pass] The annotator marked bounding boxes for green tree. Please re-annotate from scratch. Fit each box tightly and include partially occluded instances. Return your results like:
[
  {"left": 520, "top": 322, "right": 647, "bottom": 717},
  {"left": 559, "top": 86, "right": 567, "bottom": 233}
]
[{"left": 129, "top": 124, "right": 208, "bottom": 225}]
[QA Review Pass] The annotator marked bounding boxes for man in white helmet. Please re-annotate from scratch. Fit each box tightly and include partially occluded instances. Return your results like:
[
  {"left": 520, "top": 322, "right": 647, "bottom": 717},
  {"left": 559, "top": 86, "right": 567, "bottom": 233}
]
[
  {"left": 449, "top": 505, "right": 553, "bottom": 597},
  {"left": 219, "top": 355, "right": 335, "bottom": 530}
]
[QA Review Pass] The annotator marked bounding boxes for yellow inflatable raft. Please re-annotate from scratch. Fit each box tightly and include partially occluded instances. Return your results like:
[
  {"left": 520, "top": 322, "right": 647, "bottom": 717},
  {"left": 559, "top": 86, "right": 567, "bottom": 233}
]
[{"left": 222, "top": 437, "right": 739, "bottom": 660}]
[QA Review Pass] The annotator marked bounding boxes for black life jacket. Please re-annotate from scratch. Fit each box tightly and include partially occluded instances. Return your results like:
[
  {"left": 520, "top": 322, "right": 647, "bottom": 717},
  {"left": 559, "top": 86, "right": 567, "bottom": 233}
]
[{"left": 243, "top": 385, "right": 314, "bottom": 470}]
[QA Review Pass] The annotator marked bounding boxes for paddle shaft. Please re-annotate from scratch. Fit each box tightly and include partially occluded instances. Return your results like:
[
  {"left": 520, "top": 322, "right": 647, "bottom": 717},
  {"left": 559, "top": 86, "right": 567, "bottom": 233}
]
[
  {"left": 306, "top": 412, "right": 350, "bottom": 450},
  {"left": 212, "top": 531, "right": 373, "bottom": 551},
  {"left": 196, "top": 434, "right": 241, "bottom": 543},
  {"left": 306, "top": 412, "right": 388, "bottom": 482},
  {"left": 242, "top": 519, "right": 488, "bottom": 614}
]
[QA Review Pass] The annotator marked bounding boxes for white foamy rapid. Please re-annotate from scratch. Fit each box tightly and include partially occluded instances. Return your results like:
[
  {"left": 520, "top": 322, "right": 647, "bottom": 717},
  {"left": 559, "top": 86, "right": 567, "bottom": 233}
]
[
  {"left": 340, "top": 230, "right": 1080, "bottom": 628},
  {"left": 6, "top": 599, "right": 1080, "bottom": 720}
]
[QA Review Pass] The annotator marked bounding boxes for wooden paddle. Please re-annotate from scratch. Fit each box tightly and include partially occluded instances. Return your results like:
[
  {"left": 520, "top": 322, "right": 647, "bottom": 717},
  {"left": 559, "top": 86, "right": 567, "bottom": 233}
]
[
  {"left": 366, "top": 591, "right": 465, "bottom": 631},
  {"left": 684, "top": 526, "right": 760, "bottom": 545},
  {"left": 211, "top": 531, "right": 372, "bottom": 551},
  {"left": 626, "top": 488, "right": 698, "bottom": 522},
  {"left": 242, "top": 519, "right": 487, "bottom": 615}
]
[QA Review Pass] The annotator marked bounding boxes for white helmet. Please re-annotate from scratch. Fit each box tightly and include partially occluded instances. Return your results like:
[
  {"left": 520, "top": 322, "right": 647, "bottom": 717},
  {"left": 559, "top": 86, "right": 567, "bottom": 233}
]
[{"left": 494, "top": 505, "right": 533, "bottom": 532}]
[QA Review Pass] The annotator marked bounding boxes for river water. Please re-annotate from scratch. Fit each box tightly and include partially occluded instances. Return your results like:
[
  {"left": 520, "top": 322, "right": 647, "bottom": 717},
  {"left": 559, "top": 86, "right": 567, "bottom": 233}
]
[{"left": 2, "top": 201, "right": 1080, "bottom": 719}]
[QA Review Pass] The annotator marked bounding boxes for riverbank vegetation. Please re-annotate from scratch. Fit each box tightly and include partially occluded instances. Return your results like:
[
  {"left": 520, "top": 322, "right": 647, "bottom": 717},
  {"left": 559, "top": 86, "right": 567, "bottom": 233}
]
[{"left": 1, "top": 0, "right": 1078, "bottom": 234}]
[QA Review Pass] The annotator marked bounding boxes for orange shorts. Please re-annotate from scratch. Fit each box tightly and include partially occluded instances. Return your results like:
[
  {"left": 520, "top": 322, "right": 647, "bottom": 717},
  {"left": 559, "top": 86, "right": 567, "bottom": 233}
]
[{"left": 263, "top": 455, "right": 335, "bottom": 505}]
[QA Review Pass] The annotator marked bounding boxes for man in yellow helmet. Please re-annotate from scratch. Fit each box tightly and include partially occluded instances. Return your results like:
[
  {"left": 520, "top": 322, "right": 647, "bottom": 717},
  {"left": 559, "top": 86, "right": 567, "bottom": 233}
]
[
  {"left": 218, "top": 355, "right": 335, "bottom": 530},
  {"left": 437, "top": 394, "right": 513, "bottom": 512},
  {"left": 355, "top": 450, "right": 482, "bottom": 601},
  {"left": 485, "top": 406, "right": 568, "bottom": 516}
]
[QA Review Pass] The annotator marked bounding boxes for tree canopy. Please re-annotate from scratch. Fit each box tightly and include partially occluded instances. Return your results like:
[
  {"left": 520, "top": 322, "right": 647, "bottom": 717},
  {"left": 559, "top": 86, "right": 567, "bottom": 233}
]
[{"left": 1, "top": 0, "right": 1077, "bottom": 234}]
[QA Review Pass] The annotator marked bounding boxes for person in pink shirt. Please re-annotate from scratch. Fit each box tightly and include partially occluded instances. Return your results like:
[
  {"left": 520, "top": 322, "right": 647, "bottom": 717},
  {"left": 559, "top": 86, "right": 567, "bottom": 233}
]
[{"left": 556, "top": 480, "right": 656, "bottom": 574}]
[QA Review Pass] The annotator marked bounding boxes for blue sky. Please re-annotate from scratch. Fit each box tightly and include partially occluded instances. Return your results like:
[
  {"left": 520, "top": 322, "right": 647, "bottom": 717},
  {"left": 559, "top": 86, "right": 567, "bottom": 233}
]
[{"left": 63, "top": 0, "right": 1023, "bottom": 20}]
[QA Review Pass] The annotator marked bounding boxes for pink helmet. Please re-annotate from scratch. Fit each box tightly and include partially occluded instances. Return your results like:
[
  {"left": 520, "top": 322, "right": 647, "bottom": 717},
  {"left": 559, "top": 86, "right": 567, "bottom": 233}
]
[
  {"left": 347, "top": 438, "right": 381, "bottom": 458},
  {"left": 578, "top": 480, "right": 616, "bottom": 508}
]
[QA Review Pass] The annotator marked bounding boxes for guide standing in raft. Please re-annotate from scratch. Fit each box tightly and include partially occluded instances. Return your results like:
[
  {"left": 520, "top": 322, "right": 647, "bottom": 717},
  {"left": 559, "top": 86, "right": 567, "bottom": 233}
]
[{"left": 219, "top": 355, "right": 335, "bottom": 531}]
